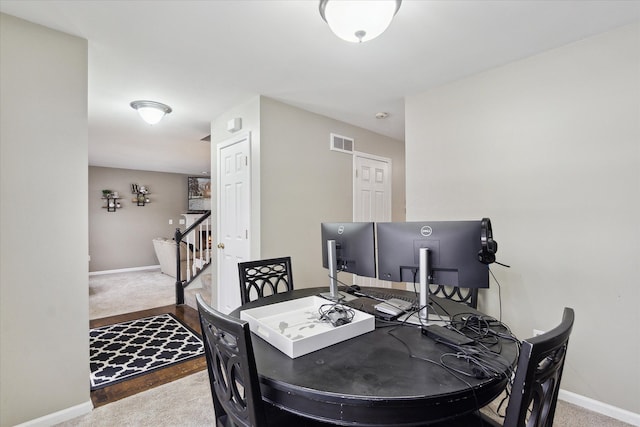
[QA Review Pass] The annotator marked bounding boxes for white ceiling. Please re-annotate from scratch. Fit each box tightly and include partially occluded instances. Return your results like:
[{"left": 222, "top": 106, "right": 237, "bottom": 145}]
[{"left": 1, "top": 0, "right": 638, "bottom": 175}]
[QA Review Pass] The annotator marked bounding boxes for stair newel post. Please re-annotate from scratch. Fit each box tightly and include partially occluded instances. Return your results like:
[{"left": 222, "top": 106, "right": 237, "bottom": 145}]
[{"left": 174, "top": 227, "right": 185, "bottom": 305}]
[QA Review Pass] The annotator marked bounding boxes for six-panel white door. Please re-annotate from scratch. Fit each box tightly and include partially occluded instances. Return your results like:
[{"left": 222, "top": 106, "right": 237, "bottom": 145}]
[
  {"left": 216, "top": 133, "right": 251, "bottom": 314},
  {"left": 353, "top": 153, "right": 392, "bottom": 288}
]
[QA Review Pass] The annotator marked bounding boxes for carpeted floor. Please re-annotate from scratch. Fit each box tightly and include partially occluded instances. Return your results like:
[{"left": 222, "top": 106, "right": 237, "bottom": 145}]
[
  {"left": 481, "top": 392, "right": 634, "bottom": 427},
  {"left": 58, "top": 370, "right": 216, "bottom": 427},
  {"left": 56, "top": 269, "right": 632, "bottom": 426},
  {"left": 88, "top": 268, "right": 212, "bottom": 320},
  {"left": 58, "top": 370, "right": 634, "bottom": 427},
  {"left": 88, "top": 269, "right": 176, "bottom": 319}
]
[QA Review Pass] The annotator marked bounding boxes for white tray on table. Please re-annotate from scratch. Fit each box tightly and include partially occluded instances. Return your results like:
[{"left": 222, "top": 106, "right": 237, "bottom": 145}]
[{"left": 240, "top": 295, "right": 375, "bottom": 358}]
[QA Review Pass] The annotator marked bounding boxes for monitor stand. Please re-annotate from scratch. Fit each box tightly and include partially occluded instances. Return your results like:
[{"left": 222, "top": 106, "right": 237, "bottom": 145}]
[
  {"left": 320, "top": 239, "right": 357, "bottom": 302},
  {"left": 418, "top": 247, "right": 431, "bottom": 325}
]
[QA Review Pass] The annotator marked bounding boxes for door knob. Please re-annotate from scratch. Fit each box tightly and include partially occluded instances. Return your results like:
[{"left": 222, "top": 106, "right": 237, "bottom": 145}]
[{"left": 217, "top": 243, "right": 225, "bottom": 249}]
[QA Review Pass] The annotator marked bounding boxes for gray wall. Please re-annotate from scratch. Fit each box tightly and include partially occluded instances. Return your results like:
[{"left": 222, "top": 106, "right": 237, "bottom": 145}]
[
  {"left": 0, "top": 13, "right": 90, "bottom": 426},
  {"left": 260, "top": 97, "right": 405, "bottom": 287},
  {"left": 89, "top": 166, "right": 191, "bottom": 272},
  {"left": 405, "top": 23, "right": 639, "bottom": 415}
]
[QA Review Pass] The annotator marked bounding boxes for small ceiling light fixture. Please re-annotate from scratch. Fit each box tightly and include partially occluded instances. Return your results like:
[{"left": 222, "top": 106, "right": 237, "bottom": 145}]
[
  {"left": 130, "top": 100, "right": 172, "bottom": 125},
  {"left": 375, "top": 112, "right": 389, "bottom": 119},
  {"left": 319, "top": 0, "right": 401, "bottom": 43}
]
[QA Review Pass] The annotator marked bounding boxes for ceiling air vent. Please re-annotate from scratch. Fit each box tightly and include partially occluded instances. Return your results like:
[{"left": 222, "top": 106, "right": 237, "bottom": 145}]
[{"left": 330, "top": 133, "right": 354, "bottom": 154}]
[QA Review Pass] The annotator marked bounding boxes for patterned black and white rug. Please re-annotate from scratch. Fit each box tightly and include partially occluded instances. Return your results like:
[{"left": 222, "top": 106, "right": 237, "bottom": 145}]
[{"left": 89, "top": 313, "right": 204, "bottom": 390}]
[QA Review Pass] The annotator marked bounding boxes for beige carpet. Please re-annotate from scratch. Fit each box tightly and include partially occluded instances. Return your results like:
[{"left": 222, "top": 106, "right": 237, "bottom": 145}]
[
  {"left": 481, "top": 392, "right": 634, "bottom": 427},
  {"left": 57, "top": 370, "right": 215, "bottom": 427},
  {"left": 57, "top": 269, "right": 632, "bottom": 426},
  {"left": 57, "top": 373, "right": 633, "bottom": 427},
  {"left": 88, "top": 268, "right": 212, "bottom": 320},
  {"left": 88, "top": 269, "right": 174, "bottom": 319}
]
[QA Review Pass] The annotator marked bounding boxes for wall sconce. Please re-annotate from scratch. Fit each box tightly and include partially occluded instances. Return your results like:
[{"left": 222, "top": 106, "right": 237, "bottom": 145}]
[
  {"left": 130, "top": 100, "right": 172, "bottom": 125},
  {"left": 131, "top": 184, "right": 151, "bottom": 206},
  {"left": 101, "top": 189, "right": 122, "bottom": 212},
  {"left": 319, "top": 0, "right": 402, "bottom": 43}
]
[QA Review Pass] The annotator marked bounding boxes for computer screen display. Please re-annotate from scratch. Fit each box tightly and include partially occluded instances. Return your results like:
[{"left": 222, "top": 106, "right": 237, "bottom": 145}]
[
  {"left": 321, "top": 222, "right": 376, "bottom": 278},
  {"left": 376, "top": 221, "right": 489, "bottom": 288}
]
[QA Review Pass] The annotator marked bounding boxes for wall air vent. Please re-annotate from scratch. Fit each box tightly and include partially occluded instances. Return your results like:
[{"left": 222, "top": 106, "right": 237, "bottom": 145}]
[{"left": 330, "top": 133, "right": 354, "bottom": 154}]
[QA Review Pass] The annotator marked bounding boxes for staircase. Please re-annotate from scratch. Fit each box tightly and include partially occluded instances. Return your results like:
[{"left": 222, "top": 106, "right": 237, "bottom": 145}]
[
  {"left": 174, "top": 211, "right": 212, "bottom": 305},
  {"left": 183, "top": 264, "right": 213, "bottom": 310}
]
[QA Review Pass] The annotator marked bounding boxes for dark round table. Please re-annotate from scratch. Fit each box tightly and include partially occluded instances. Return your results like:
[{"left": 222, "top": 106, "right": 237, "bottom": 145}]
[{"left": 231, "top": 287, "right": 517, "bottom": 426}]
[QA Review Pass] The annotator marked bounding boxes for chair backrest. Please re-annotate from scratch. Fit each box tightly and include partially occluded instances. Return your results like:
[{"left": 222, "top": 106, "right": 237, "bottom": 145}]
[
  {"left": 503, "top": 307, "right": 575, "bottom": 427},
  {"left": 238, "top": 257, "right": 294, "bottom": 305},
  {"left": 429, "top": 284, "right": 479, "bottom": 309},
  {"left": 196, "top": 294, "right": 267, "bottom": 427}
]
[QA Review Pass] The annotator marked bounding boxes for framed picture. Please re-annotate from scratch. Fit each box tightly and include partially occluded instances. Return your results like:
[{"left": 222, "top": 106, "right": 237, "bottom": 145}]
[{"left": 187, "top": 177, "right": 211, "bottom": 213}]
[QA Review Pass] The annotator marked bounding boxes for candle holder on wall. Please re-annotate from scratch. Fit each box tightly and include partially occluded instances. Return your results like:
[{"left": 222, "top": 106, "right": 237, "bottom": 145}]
[{"left": 131, "top": 184, "right": 151, "bottom": 206}]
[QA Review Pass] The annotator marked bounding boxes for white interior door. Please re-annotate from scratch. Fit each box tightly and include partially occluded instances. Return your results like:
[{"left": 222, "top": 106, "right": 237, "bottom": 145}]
[
  {"left": 216, "top": 132, "right": 251, "bottom": 314},
  {"left": 353, "top": 153, "right": 392, "bottom": 288}
]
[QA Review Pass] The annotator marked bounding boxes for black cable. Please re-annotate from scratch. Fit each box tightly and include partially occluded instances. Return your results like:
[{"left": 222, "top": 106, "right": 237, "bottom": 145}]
[
  {"left": 317, "top": 302, "right": 355, "bottom": 327},
  {"left": 449, "top": 314, "right": 521, "bottom": 362},
  {"left": 421, "top": 314, "right": 520, "bottom": 385},
  {"left": 495, "top": 388, "right": 511, "bottom": 418},
  {"left": 383, "top": 286, "right": 519, "bottom": 426},
  {"left": 489, "top": 267, "right": 503, "bottom": 322},
  {"left": 405, "top": 274, "right": 455, "bottom": 326},
  {"left": 438, "top": 340, "right": 515, "bottom": 382},
  {"left": 386, "top": 327, "right": 484, "bottom": 427}
]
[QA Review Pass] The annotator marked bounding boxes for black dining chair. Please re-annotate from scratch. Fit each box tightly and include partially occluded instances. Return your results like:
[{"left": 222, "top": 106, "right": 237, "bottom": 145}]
[
  {"left": 237, "top": 257, "right": 294, "bottom": 305},
  {"left": 429, "top": 284, "right": 479, "bottom": 309},
  {"left": 434, "top": 307, "right": 575, "bottom": 427},
  {"left": 196, "top": 294, "right": 329, "bottom": 427}
]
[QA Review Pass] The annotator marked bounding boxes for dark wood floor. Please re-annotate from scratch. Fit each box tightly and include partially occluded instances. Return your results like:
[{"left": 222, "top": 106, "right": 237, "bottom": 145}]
[{"left": 90, "top": 304, "right": 207, "bottom": 408}]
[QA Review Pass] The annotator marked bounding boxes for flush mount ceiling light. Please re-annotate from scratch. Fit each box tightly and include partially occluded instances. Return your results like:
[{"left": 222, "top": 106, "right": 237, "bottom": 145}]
[
  {"left": 319, "top": 0, "right": 401, "bottom": 43},
  {"left": 130, "top": 100, "right": 172, "bottom": 125}
]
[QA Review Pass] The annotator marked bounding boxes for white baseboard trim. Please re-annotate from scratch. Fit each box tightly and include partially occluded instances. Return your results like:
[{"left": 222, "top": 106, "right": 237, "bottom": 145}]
[
  {"left": 89, "top": 265, "right": 161, "bottom": 276},
  {"left": 559, "top": 389, "right": 640, "bottom": 426},
  {"left": 16, "top": 400, "right": 93, "bottom": 427}
]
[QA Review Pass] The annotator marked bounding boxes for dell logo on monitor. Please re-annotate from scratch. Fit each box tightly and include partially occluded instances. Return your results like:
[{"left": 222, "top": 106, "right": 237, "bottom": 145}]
[
  {"left": 338, "top": 225, "right": 345, "bottom": 234},
  {"left": 420, "top": 225, "right": 433, "bottom": 237}
]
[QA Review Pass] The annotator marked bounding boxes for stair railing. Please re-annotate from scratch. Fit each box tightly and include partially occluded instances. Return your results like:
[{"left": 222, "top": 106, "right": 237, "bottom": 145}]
[{"left": 174, "top": 211, "right": 212, "bottom": 305}]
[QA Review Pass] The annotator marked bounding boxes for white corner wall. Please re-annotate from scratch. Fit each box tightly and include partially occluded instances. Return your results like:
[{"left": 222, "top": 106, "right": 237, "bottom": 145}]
[
  {"left": 405, "top": 23, "right": 639, "bottom": 417},
  {"left": 0, "top": 13, "right": 90, "bottom": 426}
]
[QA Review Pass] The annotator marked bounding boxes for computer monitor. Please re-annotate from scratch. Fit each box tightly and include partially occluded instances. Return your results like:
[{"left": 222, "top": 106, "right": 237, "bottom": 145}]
[
  {"left": 376, "top": 220, "right": 489, "bottom": 322},
  {"left": 320, "top": 222, "right": 376, "bottom": 301}
]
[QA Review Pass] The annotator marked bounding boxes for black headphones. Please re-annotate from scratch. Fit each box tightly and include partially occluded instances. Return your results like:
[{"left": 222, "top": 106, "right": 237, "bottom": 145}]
[{"left": 478, "top": 218, "right": 498, "bottom": 264}]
